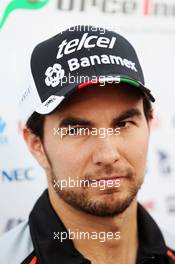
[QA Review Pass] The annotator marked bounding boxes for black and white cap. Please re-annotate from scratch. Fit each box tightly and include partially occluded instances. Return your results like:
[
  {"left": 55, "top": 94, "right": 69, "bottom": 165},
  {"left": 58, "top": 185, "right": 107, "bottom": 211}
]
[{"left": 20, "top": 25, "right": 155, "bottom": 122}]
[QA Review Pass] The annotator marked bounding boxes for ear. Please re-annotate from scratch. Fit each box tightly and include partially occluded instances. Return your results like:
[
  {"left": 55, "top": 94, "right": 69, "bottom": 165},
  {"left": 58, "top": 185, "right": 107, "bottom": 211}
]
[
  {"left": 23, "top": 127, "right": 51, "bottom": 170},
  {"left": 147, "top": 109, "right": 154, "bottom": 131}
]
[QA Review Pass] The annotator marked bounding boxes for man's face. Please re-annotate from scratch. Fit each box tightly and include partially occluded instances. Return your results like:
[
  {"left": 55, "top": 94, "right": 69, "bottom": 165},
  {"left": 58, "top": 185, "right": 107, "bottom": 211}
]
[{"left": 43, "top": 84, "right": 151, "bottom": 217}]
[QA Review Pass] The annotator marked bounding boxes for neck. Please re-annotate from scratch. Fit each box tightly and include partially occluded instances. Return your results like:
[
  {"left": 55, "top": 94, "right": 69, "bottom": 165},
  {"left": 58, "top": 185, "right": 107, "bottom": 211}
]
[{"left": 48, "top": 188, "right": 138, "bottom": 264}]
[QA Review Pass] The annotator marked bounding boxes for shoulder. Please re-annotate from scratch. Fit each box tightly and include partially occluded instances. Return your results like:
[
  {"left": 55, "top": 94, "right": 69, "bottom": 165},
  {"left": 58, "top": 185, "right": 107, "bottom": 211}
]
[
  {"left": 163, "top": 231, "right": 175, "bottom": 251},
  {"left": 163, "top": 230, "right": 175, "bottom": 262},
  {"left": 0, "top": 220, "right": 34, "bottom": 264},
  {"left": 166, "top": 248, "right": 175, "bottom": 263}
]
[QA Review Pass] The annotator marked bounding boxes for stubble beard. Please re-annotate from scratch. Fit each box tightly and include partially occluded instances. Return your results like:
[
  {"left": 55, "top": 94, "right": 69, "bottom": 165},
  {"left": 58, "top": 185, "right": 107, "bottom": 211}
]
[{"left": 50, "top": 168, "right": 143, "bottom": 217}]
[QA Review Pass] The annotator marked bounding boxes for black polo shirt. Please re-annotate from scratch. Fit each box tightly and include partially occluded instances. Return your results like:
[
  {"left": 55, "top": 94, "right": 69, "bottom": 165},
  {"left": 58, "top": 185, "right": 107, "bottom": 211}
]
[{"left": 25, "top": 190, "right": 175, "bottom": 264}]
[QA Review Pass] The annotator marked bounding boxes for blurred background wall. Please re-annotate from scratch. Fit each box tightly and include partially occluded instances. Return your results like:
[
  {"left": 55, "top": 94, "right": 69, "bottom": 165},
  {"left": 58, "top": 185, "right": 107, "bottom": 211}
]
[{"left": 0, "top": 0, "right": 175, "bottom": 247}]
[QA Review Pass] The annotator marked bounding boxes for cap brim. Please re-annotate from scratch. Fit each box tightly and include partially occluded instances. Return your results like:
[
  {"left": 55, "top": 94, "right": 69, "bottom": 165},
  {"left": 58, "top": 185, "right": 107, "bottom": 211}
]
[
  {"left": 35, "top": 75, "right": 155, "bottom": 115},
  {"left": 77, "top": 75, "right": 155, "bottom": 102}
]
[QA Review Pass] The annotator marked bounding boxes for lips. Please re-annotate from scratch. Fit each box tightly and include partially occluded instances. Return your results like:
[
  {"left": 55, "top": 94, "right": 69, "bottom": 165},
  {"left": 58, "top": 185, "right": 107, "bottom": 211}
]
[
  {"left": 95, "top": 176, "right": 123, "bottom": 182},
  {"left": 89, "top": 176, "right": 123, "bottom": 187}
]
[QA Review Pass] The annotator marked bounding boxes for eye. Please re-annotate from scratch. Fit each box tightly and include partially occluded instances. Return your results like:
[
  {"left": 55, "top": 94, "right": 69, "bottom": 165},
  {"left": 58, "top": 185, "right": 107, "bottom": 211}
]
[
  {"left": 116, "top": 121, "right": 133, "bottom": 128},
  {"left": 67, "top": 126, "right": 89, "bottom": 136},
  {"left": 68, "top": 127, "right": 80, "bottom": 135}
]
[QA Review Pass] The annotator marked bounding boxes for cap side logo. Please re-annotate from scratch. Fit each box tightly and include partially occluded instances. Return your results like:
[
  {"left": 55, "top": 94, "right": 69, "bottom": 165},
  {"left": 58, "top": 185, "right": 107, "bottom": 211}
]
[{"left": 45, "top": 63, "right": 65, "bottom": 87}]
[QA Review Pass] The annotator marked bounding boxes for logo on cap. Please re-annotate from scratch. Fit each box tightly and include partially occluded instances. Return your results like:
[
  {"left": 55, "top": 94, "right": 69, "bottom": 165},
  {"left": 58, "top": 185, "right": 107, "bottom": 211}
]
[{"left": 45, "top": 63, "right": 65, "bottom": 87}]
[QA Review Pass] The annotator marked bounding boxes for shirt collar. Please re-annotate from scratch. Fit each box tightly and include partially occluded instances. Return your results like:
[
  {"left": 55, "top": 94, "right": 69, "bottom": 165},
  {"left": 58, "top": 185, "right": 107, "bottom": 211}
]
[
  {"left": 29, "top": 190, "right": 89, "bottom": 264},
  {"left": 137, "top": 203, "right": 167, "bottom": 262}
]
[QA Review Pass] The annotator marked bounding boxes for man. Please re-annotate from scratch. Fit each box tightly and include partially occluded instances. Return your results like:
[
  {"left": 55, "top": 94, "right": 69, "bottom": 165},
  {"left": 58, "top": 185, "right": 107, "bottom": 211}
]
[{"left": 0, "top": 25, "right": 174, "bottom": 264}]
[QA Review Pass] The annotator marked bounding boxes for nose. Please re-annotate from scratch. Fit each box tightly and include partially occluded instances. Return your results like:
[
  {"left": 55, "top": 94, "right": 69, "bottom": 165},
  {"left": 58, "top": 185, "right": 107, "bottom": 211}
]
[{"left": 92, "top": 136, "right": 121, "bottom": 166}]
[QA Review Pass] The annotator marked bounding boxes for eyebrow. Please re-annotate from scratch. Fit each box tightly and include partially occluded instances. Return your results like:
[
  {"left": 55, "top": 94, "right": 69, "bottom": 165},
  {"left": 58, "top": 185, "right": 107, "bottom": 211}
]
[
  {"left": 58, "top": 108, "right": 142, "bottom": 128},
  {"left": 59, "top": 117, "right": 93, "bottom": 128},
  {"left": 112, "top": 108, "right": 142, "bottom": 125}
]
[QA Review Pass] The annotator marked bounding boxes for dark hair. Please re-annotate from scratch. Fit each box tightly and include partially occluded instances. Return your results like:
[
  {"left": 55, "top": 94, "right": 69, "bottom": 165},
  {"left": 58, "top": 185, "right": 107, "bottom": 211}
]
[
  {"left": 26, "top": 111, "right": 45, "bottom": 140},
  {"left": 26, "top": 96, "right": 153, "bottom": 141}
]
